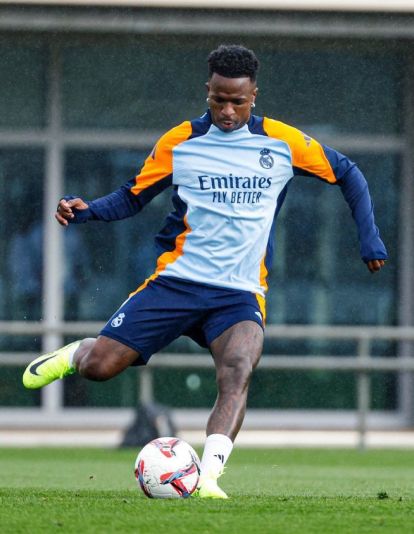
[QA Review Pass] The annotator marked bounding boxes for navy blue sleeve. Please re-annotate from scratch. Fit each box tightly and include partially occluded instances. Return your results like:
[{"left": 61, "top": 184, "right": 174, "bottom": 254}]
[
  {"left": 65, "top": 175, "right": 172, "bottom": 224},
  {"left": 323, "top": 145, "right": 388, "bottom": 263}
]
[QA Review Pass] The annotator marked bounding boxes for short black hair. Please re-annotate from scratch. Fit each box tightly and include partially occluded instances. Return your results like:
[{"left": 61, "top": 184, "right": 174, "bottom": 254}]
[{"left": 207, "top": 44, "right": 259, "bottom": 82}]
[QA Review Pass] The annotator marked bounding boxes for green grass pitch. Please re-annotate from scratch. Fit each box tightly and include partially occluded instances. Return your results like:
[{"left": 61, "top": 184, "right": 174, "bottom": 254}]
[{"left": 1, "top": 447, "right": 414, "bottom": 533}]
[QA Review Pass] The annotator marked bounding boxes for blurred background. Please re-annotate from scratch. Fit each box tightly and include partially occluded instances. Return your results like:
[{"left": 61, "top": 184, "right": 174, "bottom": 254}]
[{"left": 0, "top": 0, "right": 413, "bottom": 447}]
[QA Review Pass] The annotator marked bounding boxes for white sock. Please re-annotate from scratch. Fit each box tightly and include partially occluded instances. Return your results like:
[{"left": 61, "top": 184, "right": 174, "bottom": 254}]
[
  {"left": 200, "top": 433, "right": 233, "bottom": 479},
  {"left": 68, "top": 341, "right": 81, "bottom": 369}
]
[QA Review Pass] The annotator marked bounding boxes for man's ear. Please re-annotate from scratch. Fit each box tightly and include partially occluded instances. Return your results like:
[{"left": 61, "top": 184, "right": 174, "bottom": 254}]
[{"left": 252, "top": 87, "right": 259, "bottom": 103}]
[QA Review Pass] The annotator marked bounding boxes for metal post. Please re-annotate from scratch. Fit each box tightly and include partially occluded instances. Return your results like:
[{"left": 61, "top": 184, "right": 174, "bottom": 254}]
[
  {"left": 139, "top": 367, "right": 154, "bottom": 405},
  {"left": 398, "top": 53, "right": 414, "bottom": 426},
  {"left": 356, "top": 337, "right": 371, "bottom": 450},
  {"left": 41, "top": 42, "right": 64, "bottom": 412}
]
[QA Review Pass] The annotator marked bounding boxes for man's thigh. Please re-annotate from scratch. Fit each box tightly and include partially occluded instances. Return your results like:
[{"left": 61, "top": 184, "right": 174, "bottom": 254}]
[
  {"left": 209, "top": 320, "right": 264, "bottom": 369},
  {"left": 82, "top": 335, "right": 140, "bottom": 377}
]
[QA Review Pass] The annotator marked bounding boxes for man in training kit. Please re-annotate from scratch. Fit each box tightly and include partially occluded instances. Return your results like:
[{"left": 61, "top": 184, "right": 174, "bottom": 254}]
[{"left": 23, "top": 45, "right": 387, "bottom": 498}]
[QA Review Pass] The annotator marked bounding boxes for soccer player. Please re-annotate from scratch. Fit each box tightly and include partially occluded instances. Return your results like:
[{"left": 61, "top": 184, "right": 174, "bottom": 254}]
[{"left": 23, "top": 45, "right": 387, "bottom": 498}]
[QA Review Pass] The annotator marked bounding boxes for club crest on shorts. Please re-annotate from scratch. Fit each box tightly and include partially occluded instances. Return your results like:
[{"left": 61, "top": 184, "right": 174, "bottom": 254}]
[
  {"left": 259, "top": 148, "right": 274, "bottom": 169},
  {"left": 111, "top": 312, "right": 125, "bottom": 328}
]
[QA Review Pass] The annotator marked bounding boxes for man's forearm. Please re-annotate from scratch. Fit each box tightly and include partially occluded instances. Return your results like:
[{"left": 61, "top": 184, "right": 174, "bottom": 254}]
[
  {"left": 338, "top": 166, "right": 388, "bottom": 262},
  {"left": 64, "top": 185, "right": 144, "bottom": 224}
]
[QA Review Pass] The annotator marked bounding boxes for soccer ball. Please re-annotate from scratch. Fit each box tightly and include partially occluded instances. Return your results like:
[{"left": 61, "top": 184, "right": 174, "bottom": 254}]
[{"left": 134, "top": 437, "right": 201, "bottom": 498}]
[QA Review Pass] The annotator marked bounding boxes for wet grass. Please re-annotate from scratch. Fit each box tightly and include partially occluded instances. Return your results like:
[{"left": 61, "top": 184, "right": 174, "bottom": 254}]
[{"left": 1, "top": 447, "right": 413, "bottom": 533}]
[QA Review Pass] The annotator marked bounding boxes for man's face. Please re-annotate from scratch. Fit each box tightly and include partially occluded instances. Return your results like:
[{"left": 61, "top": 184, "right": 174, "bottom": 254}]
[{"left": 206, "top": 73, "right": 257, "bottom": 133}]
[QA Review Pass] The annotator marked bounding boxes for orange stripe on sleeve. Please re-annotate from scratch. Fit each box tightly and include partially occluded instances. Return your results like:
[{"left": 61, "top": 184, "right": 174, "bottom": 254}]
[
  {"left": 263, "top": 117, "right": 337, "bottom": 184},
  {"left": 130, "top": 121, "right": 193, "bottom": 195}
]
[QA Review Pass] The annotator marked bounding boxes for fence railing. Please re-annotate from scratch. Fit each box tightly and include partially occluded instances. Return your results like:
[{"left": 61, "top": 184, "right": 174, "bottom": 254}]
[{"left": 1, "top": 321, "right": 414, "bottom": 449}]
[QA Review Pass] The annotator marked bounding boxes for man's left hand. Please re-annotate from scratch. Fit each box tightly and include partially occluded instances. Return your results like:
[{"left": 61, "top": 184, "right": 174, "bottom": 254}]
[{"left": 367, "top": 259, "right": 386, "bottom": 273}]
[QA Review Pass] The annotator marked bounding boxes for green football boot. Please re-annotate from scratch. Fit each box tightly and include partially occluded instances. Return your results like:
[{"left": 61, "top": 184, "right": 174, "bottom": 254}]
[
  {"left": 194, "top": 471, "right": 229, "bottom": 499},
  {"left": 22, "top": 340, "right": 81, "bottom": 389}
]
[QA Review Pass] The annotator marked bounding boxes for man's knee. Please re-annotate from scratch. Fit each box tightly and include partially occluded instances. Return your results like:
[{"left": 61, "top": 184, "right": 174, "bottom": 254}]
[
  {"left": 77, "top": 337, "right": 139, "bottom": 381},
  {"left": 78, "top": 348, "right": 113, "bottom": 381},
  {"left": 216, "top": 355, "right": 253, "bottom": 392}
]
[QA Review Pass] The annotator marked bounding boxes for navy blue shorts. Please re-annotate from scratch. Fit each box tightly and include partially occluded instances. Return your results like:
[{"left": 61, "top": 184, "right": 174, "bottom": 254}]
[{"left": 100, "top": 275, "right": 265, "bottom": 365}]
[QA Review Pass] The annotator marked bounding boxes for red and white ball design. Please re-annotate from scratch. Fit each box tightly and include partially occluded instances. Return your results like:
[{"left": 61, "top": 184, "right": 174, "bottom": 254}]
[{"left": 134, "top": 437, "right": 201, "bottom": 499}]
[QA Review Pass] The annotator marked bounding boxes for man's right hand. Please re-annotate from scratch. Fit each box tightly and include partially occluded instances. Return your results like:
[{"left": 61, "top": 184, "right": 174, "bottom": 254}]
[{"left": 55, "top": 198, "right": 89, "bottom": 226}]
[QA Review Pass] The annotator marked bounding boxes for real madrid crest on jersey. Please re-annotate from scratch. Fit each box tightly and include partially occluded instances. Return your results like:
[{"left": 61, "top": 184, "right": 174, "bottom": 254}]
[
  {"left": 111, "top": 312, "right": 125, "bottom": 328},
  {"left": 259, "top": 148, "right": 274, "bottom": 169}
]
